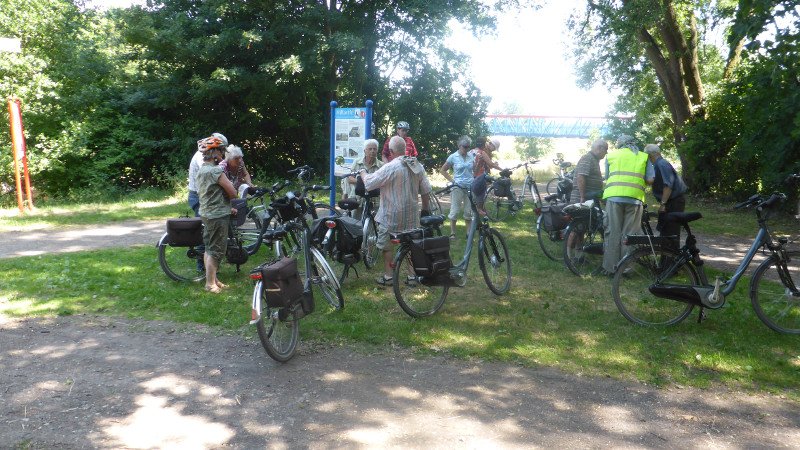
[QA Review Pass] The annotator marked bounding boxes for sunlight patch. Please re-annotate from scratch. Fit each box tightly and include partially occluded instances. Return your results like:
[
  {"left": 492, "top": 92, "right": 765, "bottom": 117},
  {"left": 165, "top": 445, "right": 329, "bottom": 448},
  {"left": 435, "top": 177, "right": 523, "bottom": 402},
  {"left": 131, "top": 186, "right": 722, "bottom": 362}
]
[{"left": 321, "top": 370, "right": 353, "bottom": 382}]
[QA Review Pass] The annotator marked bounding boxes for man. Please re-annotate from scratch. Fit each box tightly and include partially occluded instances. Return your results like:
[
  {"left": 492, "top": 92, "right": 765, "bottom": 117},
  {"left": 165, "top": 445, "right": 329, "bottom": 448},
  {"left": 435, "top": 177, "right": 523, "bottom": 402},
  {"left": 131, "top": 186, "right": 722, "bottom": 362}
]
[
  {"left": 644, "top": 143, "right": 688, "bottom": 249},
  {"left": 361, "top": 135, "right": 432, "bottom": 286},
  {"left": 602, "top": 135, "right": 654, "bottom": 275},
  {"left": 343, "top": 139, "right": 383, "bottom": 199},
  {"left": 382, "top": 121, "right": 418, "bottom": 163},
  {"left": 196, "top": 135, "right": 238, "bottom": 293},
  {"left": 570, "top": 139, "right": 608, "bottom": 204}
]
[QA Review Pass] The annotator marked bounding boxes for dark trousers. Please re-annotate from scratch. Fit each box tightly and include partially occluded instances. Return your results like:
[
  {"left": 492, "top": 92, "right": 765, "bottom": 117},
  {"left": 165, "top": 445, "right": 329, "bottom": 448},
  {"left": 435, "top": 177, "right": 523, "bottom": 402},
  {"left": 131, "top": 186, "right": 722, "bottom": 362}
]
[{"left": 657, "top": 194, "right": 686, "bottom": 251}]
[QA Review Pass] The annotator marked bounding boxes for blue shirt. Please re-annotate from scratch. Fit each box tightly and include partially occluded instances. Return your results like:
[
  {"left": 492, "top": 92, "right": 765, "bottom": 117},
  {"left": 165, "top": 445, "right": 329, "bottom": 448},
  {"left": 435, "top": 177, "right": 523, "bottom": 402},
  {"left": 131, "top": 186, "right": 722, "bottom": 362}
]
[
  {"left": 445, "top": 151, "right": 475, "bottom": 187},
  {"left": 652, "top": 156, "right": 687, "bottom": 202}
]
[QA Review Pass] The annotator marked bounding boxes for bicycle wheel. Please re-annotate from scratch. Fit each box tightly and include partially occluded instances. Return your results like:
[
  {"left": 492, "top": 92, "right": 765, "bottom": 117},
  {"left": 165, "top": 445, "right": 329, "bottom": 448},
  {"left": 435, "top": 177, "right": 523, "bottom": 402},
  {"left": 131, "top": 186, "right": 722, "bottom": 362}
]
[
  {"left": 254, "top": 281, "right": 299, "bottom": 362},
  {"left": 546, "top": 177, "right": 559, "bottom": 195},
  {"left": 750, "top": 251, "right": 800, "bottom": 334},
  {"left": 478, "top": 228, "right": 512, "bottom": 294},
  {"left": 429, "top": 192, "right": 443, "bottom": 217},
  {"left": 526, "top": 176, "right": 543, "bottom": 212},
  {"left": 612, "top": 246, "right": 696, "bottom": 326},
  {"left": 309, "top": 247, "right": 344, "bottom": 310},
  {"left": 241, "top": 207, "right": 271, "bottom": 255},
  {"left": 485, "top": 186, "right": 512, "bottom": 222},
  {"left": 563, "top": 219, "right": 605, "bottom": 276},
  {"left": 536, "top": 215, "right": 564, "bottom": 261},
  {"left": 157, "top": 233, "right": 205, "bottom": 282},
  {"left": 392, "top": 246, "right": 448, "bottom": 317},
  {"left": 362, "top": 217, "right": 379, "bottom": 269}
]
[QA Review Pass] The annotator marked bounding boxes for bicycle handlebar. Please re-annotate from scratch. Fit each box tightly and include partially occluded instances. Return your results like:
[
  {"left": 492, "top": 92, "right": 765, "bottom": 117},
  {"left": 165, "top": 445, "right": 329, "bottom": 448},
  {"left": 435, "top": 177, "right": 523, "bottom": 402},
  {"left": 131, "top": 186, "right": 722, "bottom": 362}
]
[{"left": 734, "top": 192, "right": 786, "bottom": 210}]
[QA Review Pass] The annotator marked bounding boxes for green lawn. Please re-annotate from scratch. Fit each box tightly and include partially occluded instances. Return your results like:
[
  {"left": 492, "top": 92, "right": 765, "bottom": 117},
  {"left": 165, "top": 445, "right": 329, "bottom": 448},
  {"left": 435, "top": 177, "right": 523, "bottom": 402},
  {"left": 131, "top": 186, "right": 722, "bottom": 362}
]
[{"left": 1, "top": 203, "right": 798, "bottom": 400}]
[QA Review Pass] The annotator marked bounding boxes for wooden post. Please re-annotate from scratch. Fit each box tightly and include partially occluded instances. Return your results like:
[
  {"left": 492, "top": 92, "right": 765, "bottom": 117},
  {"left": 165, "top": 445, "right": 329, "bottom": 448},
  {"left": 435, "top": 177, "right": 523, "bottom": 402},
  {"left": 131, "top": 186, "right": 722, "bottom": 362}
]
[{"left": 8, "top": 98, "right": 24, "bottom": 212}]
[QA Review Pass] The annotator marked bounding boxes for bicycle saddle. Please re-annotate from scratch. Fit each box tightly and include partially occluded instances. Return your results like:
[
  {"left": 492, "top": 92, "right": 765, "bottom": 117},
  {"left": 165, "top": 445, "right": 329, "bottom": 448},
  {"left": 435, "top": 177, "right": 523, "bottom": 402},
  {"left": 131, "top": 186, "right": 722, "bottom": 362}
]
[
  {"left": 338, "top": 198, "right": 360, "bottom": 211},
  {"left": 663, "top": 211, "right": 702, "bottom": 224},
  {"left": 421, "top": 215, "right": 445, "bottom": 228}
]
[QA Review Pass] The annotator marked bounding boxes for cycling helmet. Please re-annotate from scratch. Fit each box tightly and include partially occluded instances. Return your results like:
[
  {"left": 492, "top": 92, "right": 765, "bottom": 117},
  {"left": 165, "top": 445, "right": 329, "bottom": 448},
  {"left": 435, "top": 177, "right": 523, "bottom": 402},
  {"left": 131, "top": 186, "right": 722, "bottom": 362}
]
[
  {"left": 212, "top": 132, "right": 228, "bottom": 147},
  {"left": 396, "top": 121, "right": 410, "bottom": 130},
  {"left": 197, "top": 135, "right": 226, "bottom": 156}
]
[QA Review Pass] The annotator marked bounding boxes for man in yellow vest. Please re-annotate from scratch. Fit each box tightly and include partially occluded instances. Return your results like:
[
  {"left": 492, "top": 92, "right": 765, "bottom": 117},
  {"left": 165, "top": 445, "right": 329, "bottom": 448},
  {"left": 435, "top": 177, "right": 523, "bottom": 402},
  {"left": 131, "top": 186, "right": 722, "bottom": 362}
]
[{"left": 602, "top": 135, "right": 654, "bottom": 274}]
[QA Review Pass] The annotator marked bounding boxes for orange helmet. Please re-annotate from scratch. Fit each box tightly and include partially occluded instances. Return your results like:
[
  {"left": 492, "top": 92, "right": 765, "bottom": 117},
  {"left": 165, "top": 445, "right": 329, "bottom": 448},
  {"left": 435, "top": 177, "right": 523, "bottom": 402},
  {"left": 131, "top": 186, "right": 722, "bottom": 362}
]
[{"left": 197, "top": 135, "right": 226, "bottom": 156}]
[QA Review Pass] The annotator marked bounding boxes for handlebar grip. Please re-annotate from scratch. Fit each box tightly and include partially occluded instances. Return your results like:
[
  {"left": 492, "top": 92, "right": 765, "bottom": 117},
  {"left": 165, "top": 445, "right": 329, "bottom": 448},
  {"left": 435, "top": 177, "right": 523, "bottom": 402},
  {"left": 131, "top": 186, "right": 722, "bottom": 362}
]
[{"left": 734, "top": 194, "right": 761, "bottom": 210}]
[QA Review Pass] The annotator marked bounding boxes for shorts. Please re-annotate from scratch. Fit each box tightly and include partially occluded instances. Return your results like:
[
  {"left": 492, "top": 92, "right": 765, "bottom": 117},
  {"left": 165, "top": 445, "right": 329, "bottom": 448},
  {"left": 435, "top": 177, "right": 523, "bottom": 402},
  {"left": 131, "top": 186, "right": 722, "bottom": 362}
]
[
  {"left": 447, "top": 186, "right": 473, "bottom": 221},
  {"left": 202, "top": 216, "right": 229, "bottom": 261},
  {"left": 472, "top": 174, "right": 488, "bottom": 204},
  {"left": 376, "top": 222, "right": 392, "bottom": 251}
]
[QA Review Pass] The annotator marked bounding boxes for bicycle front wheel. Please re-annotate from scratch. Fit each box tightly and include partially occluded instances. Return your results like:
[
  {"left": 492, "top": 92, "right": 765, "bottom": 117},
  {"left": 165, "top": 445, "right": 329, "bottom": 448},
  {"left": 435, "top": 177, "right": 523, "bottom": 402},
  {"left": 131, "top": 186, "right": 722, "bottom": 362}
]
[
  {"left": 478, "top": 228, "right": 512, "bottom": 294},
  {"left": 536, "top": 215, "right": 564, "bottom": 261},
  {"left": 157, "top": 233, "right": 205, "bottom": 282},
  {"left": 486, "top": 186, "right": 512, "bottom": 222},
  {"left": 563, "top": 219, "right": 605, "bottom": 277},
  {"left": 309, "top": 247, "right": 344, "bottom": 310},
  {"left": 612, "top": 247, "right": 696, "bottom": 326},
  {"left": 392, "top": 246, "right": 448, "bottom": 318},
  {"left": 254, "top": 281, "right": 299, "bottom": 362},
  {"left": 362, "top": 218, "right": 379, "bottom": 269},
  {"left": 750, "top": 251, "right": 800, "bottom": 334},
  {"left": 526, "top": 176, "right": 543, "bottom": 212}
]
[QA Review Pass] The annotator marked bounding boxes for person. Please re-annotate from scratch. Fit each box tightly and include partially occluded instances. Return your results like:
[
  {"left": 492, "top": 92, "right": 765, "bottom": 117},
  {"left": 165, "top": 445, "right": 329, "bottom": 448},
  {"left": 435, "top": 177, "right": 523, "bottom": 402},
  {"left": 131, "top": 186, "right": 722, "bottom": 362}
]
[
  {"left": 471, "top": 136, "right": 503, "bottom": 216},
  {"left": 188, "top": 132, "right": 227, "bottom": 215},
  {"left": 196, "top": 135, "right": 239, "bottom": 293},
  {"left": 570, "top": 139, "right": 609, "bottom": 204},
  {"left": 439, "top": 135, "right": 475, "bottom": 239},
  {"left": 602, "top": 135, "right": 655, "bottom": 275},
  {"left": 219, "top": 145, "right": 253, "bottom": 196},
  {"left": 644, "top": 143, "right": 688, "bottom": 250},
  {"left": 382, "top": 121, "right": 418, "bottom": 163},
  {"left": 361, "top": 135, "right": 432, "bottom": 286},
  {"left": 342, "top": 139, "right": 383, "bottom": 200}
]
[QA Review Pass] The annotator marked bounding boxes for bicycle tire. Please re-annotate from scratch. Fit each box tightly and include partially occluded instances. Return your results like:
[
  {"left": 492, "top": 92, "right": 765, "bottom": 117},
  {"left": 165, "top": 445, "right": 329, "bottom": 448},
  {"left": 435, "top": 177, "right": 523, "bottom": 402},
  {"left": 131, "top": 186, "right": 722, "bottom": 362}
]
[
  {"left": 241, "top": 208, "right": 273, "bottom": 255},
  {"left": 309, "top": 247, "right": 344, "bottom": 310},
  {"left": 563, "top": 219, "right": 605, "bottom": 277},
  {"left": 478, "top": 227, "right": 512, "bottom": 295},
  {"left": 546, "top": 177, "right": 559, "bottom": 195},
  {"left": 254, "top": 281, "right": 299, "bottom": 362},
  {"left": 526, "top": 176, "right": 543, "bottom": 212},
  {"left": 392, "top": 246, "right": 448, "bottom": 318},
  {"left": 750, "top": 250, "right": 800, "bottom": 334},
  {"left": 157, "top": 233, "right": 205, "bottom": 282},
  {"left": 362, "top": 217, "right": 379, "bottom": 269},
  {"left": 429, "top": 192, "right": 443, "bottom": 217},
  {"left": 536, "top": 215, "right": 564, "bottom": 261},
  {"left": 611, "top": 246, "right": 696, "bottom": 326},
  {"left": 486, "top": 186, "right": 512, "bottom": 222}
]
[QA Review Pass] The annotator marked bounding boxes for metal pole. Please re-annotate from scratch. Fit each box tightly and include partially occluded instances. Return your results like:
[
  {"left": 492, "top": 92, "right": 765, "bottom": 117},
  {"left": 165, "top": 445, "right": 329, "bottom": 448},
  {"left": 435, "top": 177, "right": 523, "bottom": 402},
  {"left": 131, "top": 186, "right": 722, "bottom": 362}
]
[{"left": 329, "top": 101, "right": 337, "bottom": 207}]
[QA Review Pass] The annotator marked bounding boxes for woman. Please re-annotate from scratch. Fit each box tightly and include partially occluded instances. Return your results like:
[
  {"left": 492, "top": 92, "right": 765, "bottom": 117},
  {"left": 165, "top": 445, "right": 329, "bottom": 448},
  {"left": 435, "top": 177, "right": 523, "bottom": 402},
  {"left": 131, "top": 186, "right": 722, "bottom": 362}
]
[
  {"left": 471, "top": 136, "right": 503, "bottom": 216},
  {"left": 219, "top": 145, "right": 253, "bottom": 195},
  {"left": 439, "top": 135, "right": 475, "bottom": 239}
]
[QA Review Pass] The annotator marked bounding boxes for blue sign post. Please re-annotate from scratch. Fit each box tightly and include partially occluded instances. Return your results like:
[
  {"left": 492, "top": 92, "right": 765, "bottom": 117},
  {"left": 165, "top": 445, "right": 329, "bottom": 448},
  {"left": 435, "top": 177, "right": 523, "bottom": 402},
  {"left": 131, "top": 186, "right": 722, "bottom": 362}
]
[{"left": 328, "top": 100, "right": 373, "bottom": 207}]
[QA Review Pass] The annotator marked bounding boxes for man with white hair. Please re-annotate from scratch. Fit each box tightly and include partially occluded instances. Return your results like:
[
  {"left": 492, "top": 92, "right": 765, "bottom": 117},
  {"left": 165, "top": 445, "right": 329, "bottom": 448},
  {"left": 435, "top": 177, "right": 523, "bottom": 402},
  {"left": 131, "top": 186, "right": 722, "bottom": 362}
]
[
  {"left": 360, "top": 135, "right": 432, "bottom": 286},
  {"left": 602, "top": 134, "right": 654, "bottom": 275},
  {"left": 644, "top": 143, "right": 687, "bottom": 249}
]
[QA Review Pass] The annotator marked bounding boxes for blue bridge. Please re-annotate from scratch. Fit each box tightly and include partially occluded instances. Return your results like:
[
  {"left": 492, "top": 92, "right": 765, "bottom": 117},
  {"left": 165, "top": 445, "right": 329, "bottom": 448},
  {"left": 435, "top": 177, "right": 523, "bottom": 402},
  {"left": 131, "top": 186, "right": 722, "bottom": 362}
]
[{"left": 484, "top": 114, "right": 625, "bottom": 138}]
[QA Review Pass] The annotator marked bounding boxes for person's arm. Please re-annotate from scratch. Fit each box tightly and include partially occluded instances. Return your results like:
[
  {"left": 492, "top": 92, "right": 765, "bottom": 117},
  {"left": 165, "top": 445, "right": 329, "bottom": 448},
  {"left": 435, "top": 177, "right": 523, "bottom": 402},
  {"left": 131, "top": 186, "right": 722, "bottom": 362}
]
[
  {"left": 217, "top": 172, "right": 238, "bottom": 200},
  {"left": 659, "top": 186, "right": 673, "bottom": 211},
  {"left": 486, "top": 153, "right": 502, "bottom": 171},
  {"left": 439, "top": 161, "right": 453, "bottom": 182},
  {"left": 381, "top": 139, "right": 391, "bottom": 163},
  {"left": 361, "top": 163, "right": 389, "bottom": 191},
  {"left": 406, "top": 137, "right": 418, "bottom": 157},
  {"left": 420, "top": 175, "right": 432, "bottom": 213},
  {"left": 242, "top": 165, "right": 253, "bottom": 186},
  {"left": 576, "top": 174, "right": 587, "bottom": 202}
]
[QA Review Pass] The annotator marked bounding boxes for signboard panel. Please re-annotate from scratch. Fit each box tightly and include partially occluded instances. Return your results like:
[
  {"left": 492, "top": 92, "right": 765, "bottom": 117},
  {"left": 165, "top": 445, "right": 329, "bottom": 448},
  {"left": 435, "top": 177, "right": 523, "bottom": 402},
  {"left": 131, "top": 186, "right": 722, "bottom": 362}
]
[{"left": 333, "top": 107, "right": 368, "bottom": 174}]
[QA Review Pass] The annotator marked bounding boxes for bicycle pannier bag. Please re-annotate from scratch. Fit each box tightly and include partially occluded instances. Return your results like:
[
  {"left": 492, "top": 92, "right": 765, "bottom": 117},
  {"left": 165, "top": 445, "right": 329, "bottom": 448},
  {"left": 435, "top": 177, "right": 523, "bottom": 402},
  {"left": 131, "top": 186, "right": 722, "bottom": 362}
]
[
  {"left": 272, "top": 195, "right": 302, "bottom": 221},
  {"left": 226, "top": 237, "right": 249, "bottom": 265},
  {"left": 410, "top": 236, "right": 452, "bottom": 277},
  {"left": 260, "top": 257, "right": 304, "bottom": 308},
  {"left": 542, "top": 202, "right": 568, "bottom": 232},
  {"left": 166, "top": 217, "right": 203, "bottom": 247},
  {"left": 310, "top": 217, "right": 328, "bottom": 247},
  {"left": 335, "top": 216, "right": 364, "bottom": 256},
  {"left": 492, "top": 178, "right": 513, "bottom": 198},
  {"left": 355, "top": 176, "right": 380, "bottom": 198},
  {"left": 231, "top": 198, "right": 248, "bottom": 227}
]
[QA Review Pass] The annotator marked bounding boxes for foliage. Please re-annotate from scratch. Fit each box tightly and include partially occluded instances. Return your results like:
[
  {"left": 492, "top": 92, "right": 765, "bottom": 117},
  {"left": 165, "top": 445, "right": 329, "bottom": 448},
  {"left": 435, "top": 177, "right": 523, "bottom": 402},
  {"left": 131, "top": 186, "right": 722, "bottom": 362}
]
[{"left": 514, "top": 136, "right": 555, "bottom": 159}]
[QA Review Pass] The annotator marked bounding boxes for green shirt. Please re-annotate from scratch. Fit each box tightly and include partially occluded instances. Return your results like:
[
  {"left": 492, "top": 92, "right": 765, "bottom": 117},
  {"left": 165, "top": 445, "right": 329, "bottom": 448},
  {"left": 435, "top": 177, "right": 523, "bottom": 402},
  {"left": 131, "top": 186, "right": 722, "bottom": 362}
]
[{"left": 196, "top": 163, "right": 230, "bottom": 219}]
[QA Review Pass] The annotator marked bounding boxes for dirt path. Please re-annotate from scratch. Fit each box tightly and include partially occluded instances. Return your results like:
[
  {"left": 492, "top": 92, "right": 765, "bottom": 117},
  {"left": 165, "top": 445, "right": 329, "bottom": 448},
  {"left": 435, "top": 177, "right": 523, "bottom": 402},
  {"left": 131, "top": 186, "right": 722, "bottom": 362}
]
[{"left": 2, "top": 220, "right": 799, "bottom": 448}]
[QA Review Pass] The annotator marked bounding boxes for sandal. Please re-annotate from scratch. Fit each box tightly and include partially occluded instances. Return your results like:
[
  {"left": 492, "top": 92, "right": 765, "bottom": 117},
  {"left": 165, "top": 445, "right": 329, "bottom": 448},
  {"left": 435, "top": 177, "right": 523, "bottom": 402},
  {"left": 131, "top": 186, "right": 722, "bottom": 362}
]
[
  {"left": 449, "top": 233, "right": 456, "bottom": 240},
  {"left": 375, "top": 275, "right": 394, "bottom": 286}
]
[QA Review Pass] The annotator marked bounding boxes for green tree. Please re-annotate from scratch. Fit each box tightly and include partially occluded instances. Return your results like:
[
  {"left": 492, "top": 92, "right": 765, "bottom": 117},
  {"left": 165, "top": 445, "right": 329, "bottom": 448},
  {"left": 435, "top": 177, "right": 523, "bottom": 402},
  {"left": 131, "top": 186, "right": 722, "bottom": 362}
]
[{"left": 515, "top": 137, "right": 554, "bottom": 160}]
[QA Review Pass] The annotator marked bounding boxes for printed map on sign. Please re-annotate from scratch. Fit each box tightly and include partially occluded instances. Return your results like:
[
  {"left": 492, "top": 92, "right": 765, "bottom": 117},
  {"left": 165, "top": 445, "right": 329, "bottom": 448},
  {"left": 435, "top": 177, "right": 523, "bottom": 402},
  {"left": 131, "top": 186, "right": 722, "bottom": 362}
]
[{"left": 334, "top": 107, "right": 367, "bottom": 175}]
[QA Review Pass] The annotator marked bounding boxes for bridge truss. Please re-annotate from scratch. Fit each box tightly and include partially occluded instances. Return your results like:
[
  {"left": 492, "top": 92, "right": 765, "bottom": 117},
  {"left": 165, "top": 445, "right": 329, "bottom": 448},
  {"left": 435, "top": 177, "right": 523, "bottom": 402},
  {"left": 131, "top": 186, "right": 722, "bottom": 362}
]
[{"left": 484, "top": 114, "right": 619, "bottom": 139}]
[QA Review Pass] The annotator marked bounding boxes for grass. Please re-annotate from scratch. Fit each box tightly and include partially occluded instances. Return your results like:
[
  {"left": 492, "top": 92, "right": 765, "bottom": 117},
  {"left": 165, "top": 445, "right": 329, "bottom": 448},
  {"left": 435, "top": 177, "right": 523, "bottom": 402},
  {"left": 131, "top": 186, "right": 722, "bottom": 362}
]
[{"left": 1, "top": 204, "right": 798, "bottom": 400}]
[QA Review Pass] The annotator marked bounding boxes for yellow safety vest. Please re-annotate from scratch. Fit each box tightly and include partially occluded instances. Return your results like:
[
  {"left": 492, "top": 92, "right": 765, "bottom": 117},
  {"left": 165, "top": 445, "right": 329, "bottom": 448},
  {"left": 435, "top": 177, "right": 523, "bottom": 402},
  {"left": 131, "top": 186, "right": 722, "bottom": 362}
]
[{"left": 602, "top": 148, "right": 648, "bottom": 202}]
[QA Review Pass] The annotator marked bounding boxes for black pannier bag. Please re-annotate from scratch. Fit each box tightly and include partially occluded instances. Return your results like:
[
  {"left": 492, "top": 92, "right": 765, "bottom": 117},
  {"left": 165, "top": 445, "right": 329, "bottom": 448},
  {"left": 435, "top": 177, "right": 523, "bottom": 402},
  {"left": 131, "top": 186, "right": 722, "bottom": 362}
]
[
  {"left": 492, "top": 177, "right": 513, "bottom": 198},
  {"left": 310, "top": 217, "right": 328, "bottom": 247},
  {"left": 231, "top": 198, "right": 248, "bottom": 227},
  {"left": 226, "top": 237, "right": 249, "bottom": 265},
  {"left": 166, "top": 217, "right": 203, "bottom": 247},
  {"left": 409, "top": 236, "right": 452, "bottom": 278},
  {"left": 260, "top": 257, "right": 305, "bottom": 308},
  {"left": 335, "top": 216, "right": 364, "bottom": 257},
  {"left": 541, "top": 203, "right": 568, "bottom": 232},
  {"left": 272, "top": 195, "right": 302, "bottom": 221},
  {"left": 355, "top": 176, "right": 380, "bottom": 198}
]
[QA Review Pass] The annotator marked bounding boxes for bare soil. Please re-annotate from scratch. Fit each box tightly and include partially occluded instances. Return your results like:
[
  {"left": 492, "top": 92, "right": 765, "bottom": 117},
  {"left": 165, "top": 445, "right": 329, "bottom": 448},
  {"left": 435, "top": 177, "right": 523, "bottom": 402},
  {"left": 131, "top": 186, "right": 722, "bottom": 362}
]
[{"left": 1, "top": 220, "right": 799, "bottom": 448}]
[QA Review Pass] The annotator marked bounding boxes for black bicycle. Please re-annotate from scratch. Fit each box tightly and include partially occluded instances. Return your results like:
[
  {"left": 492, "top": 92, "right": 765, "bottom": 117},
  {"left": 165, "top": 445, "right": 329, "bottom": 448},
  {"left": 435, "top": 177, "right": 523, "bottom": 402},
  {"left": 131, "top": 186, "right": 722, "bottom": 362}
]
[{"left": 546, "top": 153, "right": 574, "bottom": 195}]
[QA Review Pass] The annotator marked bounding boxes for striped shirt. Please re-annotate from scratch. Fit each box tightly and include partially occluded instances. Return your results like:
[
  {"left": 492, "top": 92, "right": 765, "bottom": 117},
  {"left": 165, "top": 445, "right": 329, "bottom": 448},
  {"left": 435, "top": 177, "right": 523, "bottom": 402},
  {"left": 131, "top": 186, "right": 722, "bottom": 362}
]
[{"left": 363, "top": 157, "right": 432, "bottom": 232}]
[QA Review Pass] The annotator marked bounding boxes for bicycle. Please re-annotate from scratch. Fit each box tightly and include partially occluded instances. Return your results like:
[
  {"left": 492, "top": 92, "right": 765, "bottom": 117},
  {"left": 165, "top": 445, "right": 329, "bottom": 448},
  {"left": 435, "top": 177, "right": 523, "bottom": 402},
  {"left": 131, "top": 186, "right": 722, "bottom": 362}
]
[
  {"left": 546, "top": 153, "right": 574, "bottom": 195},
  {"left": 391, "top": 181, "right": 512, "bottom": 318},
  {"left": 536, "top": 192, "right": 569, "bottom": 261},
  {"left": 562, "top": 199, "right": 656, "bottom": 277},
  {"left": 611, "top": 190, "right": 800, "bottom": 334}
]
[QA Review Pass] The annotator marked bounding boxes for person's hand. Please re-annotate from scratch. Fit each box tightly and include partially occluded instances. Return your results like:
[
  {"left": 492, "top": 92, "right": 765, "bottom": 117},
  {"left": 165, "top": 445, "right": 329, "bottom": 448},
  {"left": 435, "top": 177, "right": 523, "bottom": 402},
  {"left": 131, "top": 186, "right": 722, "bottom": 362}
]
[{"left": 230, "top": 207, "right": 238, "bottom": 216}]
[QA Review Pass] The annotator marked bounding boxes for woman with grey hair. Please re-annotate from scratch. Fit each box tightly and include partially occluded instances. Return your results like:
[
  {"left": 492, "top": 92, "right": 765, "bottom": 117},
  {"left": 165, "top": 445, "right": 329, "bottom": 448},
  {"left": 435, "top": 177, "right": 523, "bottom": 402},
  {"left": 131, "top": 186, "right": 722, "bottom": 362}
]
[
  {"left": 439, "top": 135, "right": 475, "bottom": 239},
  {"left": 219, "top": 144, "right": 253, "bottom": 193}
]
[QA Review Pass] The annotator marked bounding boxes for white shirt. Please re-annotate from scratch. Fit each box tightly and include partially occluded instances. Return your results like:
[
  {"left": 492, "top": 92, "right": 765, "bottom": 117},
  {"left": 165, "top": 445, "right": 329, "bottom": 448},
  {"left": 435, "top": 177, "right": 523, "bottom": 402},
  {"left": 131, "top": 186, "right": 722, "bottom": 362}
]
[{"left": 187, "top": 151, "right": 205, "bottom": 192}]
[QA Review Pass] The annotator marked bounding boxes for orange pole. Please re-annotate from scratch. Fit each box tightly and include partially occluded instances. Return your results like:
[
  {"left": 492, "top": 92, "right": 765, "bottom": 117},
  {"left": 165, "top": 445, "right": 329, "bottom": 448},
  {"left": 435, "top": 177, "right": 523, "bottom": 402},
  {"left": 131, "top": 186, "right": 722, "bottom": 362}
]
[
  {"left": 8, "top": 98, "right": 24, "bottom": 213},
  {"left": 14, "top": 99, "right": 33, "bottom": 209}
]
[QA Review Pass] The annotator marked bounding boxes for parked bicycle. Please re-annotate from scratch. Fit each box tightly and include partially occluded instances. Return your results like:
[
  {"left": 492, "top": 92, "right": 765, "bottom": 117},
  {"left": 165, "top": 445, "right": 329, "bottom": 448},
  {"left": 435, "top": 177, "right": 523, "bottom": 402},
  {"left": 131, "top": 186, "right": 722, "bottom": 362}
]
[
  {"left": 611, "top": 189, "right": 800, "bottom": 334},
  {"left": 536, "top": 192, "right": 569, "bottom": 261},
  {"left": 546, "top": 153, "right": 574, "bottom": 195},
  {"left": 390, "top": 181, "right": 511, "bottom": 318}
]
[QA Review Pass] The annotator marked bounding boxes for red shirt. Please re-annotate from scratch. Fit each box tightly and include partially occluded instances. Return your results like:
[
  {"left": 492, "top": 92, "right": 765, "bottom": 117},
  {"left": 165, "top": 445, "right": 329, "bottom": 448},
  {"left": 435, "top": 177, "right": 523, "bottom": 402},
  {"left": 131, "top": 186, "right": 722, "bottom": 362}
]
[{"left": 382, "top": 136, "right": 418, "bottom": 162}]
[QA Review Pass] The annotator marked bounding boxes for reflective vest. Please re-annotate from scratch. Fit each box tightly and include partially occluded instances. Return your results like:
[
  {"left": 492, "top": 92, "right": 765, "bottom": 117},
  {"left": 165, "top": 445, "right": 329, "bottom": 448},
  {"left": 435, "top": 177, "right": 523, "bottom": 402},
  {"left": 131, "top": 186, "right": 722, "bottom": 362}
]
[{"left": 602, "top": 148, "right": 648, "bottom": 202}]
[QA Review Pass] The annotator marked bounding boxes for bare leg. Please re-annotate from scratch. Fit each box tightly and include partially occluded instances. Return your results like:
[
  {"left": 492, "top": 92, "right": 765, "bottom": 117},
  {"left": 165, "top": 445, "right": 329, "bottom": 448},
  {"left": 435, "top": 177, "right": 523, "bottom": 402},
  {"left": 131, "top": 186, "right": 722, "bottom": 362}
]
[
  {"left": 449, "top": 219, "right": 457, "bottom": 236},
  {"left": 382, "top": 245, "right": 394, "bottom": 280},
  {"left": 204, "top": 254, "right": 221, "bottom": 293}
]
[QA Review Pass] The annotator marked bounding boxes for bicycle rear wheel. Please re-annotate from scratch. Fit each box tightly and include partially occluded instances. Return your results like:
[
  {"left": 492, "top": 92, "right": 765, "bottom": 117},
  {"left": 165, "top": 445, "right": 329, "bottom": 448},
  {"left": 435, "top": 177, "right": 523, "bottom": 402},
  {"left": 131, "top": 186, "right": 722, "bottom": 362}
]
[
  {"left": 478, "top": 228, "right": 511, "bottom": 295},
  {"left": 536, "top": 215, "right": 564, "bottom": 261},
  {"left": 563, "top": 219, "right": 605, "bottom": 276},
  {"left": 392, "top": 246, "right": 448, "bottom": 317},
  {"left": 362, "top": 217, "right": 379, "bottom": 269},
  {"left": 611, "top": 247, "right": 696, "bottom": 326},
  {"left": 157, "top": 233, "right": 205, "bottom": 282},
  {"left": 750, "top": 251, "right": 800, "bottom": 334},
  {"left": 254, "top": 281, "right": 299, "bottom": 362},
  {"left": 309, "top": 247, "right": 344, "bottom": 310},
  {"left": 429, "top": 192, "right": 443, "bottom": 217},
  {"left": 546, "top": 177, "right": 559, "bottom": 195},
  {"left": 486, "top": 186, "right": 512, "bottom": 222}
]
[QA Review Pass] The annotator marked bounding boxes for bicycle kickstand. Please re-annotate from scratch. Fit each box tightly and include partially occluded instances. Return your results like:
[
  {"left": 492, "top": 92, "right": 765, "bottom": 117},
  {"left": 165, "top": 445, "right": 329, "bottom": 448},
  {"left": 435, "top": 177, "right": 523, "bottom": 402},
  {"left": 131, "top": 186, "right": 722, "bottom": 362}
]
[{"left": 696, "top": 307, "right": 706, "bottom": 324}]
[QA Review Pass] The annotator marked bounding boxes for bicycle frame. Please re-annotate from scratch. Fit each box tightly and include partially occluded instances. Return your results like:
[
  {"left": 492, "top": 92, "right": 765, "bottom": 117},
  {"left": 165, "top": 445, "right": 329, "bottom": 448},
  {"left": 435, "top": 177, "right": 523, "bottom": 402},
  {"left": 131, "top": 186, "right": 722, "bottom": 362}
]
[{"left": 445, "top": 184, "right": 490, "bottom": 278}]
